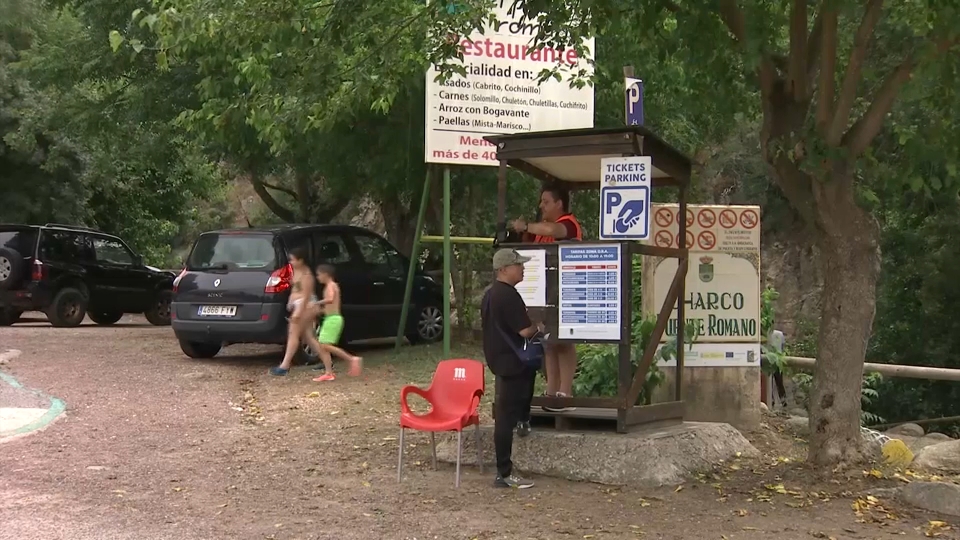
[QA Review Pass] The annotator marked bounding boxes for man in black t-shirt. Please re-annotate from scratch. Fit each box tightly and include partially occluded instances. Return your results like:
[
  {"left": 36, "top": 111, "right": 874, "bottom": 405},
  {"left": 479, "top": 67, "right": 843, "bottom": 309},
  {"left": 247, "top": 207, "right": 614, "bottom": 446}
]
[{"left": 481, "top": 248, "right": 543, "bottom": 489}]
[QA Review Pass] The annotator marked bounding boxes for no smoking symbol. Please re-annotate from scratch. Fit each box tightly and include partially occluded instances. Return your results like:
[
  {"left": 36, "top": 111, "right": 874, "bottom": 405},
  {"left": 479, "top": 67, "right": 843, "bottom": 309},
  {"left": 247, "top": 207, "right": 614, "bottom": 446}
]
[
  {"left": 719, "top": 209, "right": 737, "bottom": 229},
  {"left": 654, "top": 208, "right": 673, "bottom": 228},
  {"left": 655, "top": 230, "right": 673, "bottom": 247},
  {"left": 698, "top": 231, "right": 716, "bottom": 250}
]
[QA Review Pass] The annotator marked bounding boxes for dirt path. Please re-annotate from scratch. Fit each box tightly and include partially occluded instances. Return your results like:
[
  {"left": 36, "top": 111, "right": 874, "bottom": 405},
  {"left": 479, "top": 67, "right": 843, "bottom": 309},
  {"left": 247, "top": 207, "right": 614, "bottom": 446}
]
[{"left": 0, "top": 317, "right": 956, "bottom": 539}]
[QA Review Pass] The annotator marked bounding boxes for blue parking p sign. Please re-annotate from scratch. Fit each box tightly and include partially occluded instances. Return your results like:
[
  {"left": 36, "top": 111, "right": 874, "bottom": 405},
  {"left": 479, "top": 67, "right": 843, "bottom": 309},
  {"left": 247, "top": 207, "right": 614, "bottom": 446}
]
[{"left": 599, "top": 156, "right": 652, "bottom": 239}]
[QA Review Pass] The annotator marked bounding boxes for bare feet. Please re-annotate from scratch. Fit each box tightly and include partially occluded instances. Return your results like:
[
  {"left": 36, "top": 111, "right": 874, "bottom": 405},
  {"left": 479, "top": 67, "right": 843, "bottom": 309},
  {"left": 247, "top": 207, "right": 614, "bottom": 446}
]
[{"left": 348, "top": 356, "right": 363, "bottom": 377}]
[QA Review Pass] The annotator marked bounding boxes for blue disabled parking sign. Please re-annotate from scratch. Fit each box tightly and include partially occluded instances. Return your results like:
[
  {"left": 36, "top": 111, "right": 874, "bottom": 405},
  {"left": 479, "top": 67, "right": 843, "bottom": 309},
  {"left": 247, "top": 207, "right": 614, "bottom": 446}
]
[{"left": 599, "top": 156, "right": 652, "bottom": 239}]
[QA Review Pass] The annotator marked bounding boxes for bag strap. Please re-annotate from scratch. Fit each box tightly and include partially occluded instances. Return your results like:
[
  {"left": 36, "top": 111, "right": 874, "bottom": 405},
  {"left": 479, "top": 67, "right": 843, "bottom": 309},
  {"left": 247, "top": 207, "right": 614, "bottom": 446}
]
[{"left": 482, "top": 287, "right": 528, "bottom": 356}]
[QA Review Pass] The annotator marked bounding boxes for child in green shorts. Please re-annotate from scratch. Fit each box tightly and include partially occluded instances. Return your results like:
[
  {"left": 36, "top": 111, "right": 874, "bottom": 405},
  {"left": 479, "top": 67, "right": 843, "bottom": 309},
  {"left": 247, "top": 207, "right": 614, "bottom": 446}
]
[{"left": 312, "top": 264, "right": 362, "bottom": 382}]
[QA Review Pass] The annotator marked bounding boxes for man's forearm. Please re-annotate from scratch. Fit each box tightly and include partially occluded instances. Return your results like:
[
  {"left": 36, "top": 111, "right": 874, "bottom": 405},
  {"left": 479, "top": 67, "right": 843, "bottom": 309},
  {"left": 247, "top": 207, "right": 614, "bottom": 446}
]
[{"left": 526, "top": 221, "right": 567, "bottom": 239}]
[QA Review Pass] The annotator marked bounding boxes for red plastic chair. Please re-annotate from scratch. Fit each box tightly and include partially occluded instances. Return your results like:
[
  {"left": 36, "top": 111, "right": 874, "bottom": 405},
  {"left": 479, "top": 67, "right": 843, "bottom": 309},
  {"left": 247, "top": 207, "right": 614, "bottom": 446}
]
[{"left": 397, "top": 359, "right": 485, "bottom": 488}]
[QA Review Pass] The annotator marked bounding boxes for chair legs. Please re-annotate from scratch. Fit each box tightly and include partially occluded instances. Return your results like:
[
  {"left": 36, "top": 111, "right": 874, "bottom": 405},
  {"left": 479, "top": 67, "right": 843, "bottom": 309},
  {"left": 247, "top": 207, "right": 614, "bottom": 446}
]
[
  {"left": 397, "top": 427, "right": 481, "bottom": 488},
  {"left": 455, "top": 429, "right": 463, "bottom": 488},
  {"left": 397, "top": 427, "right": 405, "bottom": 482},
  {"left": 474, "top": 422, "right": 483, "bottom": 474}
]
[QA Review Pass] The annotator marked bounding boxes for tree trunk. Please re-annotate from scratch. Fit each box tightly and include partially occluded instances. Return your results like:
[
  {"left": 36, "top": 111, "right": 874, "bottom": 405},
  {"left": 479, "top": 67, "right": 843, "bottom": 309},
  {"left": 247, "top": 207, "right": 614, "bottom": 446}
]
[{"left": 806, "top": 174, "right": 881, "bottom": 466}]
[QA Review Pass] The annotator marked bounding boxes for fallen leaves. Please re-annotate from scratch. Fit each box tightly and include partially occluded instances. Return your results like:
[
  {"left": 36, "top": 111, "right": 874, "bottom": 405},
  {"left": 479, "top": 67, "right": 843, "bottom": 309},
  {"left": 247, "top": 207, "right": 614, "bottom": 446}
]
[{"left": 924, "top": 520, "right": 951, "bottom": 537}]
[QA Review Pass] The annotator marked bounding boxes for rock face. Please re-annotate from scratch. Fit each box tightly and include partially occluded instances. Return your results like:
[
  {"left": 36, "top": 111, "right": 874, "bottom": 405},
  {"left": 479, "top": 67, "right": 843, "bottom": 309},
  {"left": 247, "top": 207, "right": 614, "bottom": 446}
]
[
  {"left": 785, "top": 416, "right": 809, "bottom": 436},
  {"left": 885, "top": 423, "right": 925, "bottom": 438},
  {"left": 434, "top": 422, "right": 760, "bottom": 487},
  {"left": 914, "top": 439, "right": 960, "bottom": 472},
  {"left": 900, "top": 482, "right": 960, "bottom": 517}
]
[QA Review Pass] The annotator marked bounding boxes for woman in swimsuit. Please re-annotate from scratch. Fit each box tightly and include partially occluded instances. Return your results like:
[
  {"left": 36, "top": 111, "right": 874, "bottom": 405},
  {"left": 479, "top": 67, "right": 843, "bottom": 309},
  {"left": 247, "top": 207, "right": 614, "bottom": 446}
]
[{"left": 270, "top": 247, "right": 325, "bottom": 376}]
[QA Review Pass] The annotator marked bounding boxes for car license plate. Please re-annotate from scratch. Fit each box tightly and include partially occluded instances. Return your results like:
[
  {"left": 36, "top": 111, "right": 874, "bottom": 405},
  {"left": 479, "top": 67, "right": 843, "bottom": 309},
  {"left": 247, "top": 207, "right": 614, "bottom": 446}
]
[{"left": 198, "top": 305, "right": 237, "bottom": 317}]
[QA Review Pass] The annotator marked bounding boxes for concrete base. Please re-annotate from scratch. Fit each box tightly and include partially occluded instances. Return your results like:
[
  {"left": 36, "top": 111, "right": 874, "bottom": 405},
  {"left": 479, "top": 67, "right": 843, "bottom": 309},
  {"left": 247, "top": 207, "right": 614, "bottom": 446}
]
[
  {"left": 651, "top": 367, "right": 761, "bottom": 430},
  {"left": 0, "top": 407, "right": 48, "bottom": 434},
  {"left": 435, "top": 421, "right": 759, "bottom": 487}
]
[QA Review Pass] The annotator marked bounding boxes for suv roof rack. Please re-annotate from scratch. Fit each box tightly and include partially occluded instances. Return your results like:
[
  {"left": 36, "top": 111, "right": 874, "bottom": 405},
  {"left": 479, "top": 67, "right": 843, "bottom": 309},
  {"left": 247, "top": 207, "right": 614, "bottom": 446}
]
[{"left": 43, "top": 223, "right": 105, "bottom": 234}]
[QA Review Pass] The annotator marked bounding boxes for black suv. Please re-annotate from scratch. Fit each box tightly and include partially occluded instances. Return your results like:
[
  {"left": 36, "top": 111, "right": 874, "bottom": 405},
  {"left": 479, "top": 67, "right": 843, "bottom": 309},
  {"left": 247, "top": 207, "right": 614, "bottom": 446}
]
[
  {"left": 171, "top": 224, "right": 444, "bottom": 359},
  {"left": 0, "top": 224, "right": 175, "bottom": 327}
]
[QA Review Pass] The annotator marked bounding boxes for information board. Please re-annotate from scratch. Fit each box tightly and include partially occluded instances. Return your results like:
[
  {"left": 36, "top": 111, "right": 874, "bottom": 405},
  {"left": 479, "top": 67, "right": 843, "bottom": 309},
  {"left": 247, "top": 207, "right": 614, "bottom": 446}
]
[
  {"left": 557, "top": 244, "right": 621, "bottom": 340},
  {"left": 514, "top": 248, "right": 547, "bottom": 307}
]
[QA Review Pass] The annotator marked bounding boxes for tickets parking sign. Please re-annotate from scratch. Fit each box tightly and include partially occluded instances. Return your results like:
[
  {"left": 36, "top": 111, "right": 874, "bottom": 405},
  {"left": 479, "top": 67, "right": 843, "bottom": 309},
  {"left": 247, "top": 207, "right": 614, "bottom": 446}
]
[{"left": 599, "top": 156, "right": 652, "bottom": 239}]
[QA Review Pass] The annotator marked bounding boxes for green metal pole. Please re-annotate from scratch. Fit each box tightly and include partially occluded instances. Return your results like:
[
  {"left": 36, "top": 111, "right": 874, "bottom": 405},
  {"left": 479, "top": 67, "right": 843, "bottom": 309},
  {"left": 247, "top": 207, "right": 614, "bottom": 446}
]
[
  {"left": 442, "top": 167, "right": 452, "bottom": 356},
  {"left": 395, "top": 170, "right": 433, "bottom": 351}
]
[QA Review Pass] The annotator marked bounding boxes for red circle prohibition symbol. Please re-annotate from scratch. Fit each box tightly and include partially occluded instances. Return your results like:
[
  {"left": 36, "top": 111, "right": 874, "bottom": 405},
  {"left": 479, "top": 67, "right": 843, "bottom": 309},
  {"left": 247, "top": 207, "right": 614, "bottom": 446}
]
[
  {"left": 740, "top": 209, "right": 759, "bottom": 229},
  {"left": 676, "top": 208, "right": 694, "bottom": 227},
  {"left": 719, "top": 209, "right": 738, "bottom": 229},
  {"left": 654, "top": 208, "right": 674, "bottom": 228},
  {"left": 698, "top": 230, "right": 716, "bottom": 250},
  {"left": 697, "top": 208, "right": 716, "bottom": 228},
  {"left": 677, "top": 230, "right": 694, "bottom": 248},
  {"left": 655, "top": 230, "right": 674, "bottom": 247}
]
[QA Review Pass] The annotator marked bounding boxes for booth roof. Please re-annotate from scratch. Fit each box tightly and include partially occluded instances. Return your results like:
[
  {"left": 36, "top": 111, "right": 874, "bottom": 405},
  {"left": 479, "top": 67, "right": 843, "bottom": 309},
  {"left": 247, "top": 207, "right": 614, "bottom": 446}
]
[{"left": 483, "top": 126, "right": 692, "bottom": 188}]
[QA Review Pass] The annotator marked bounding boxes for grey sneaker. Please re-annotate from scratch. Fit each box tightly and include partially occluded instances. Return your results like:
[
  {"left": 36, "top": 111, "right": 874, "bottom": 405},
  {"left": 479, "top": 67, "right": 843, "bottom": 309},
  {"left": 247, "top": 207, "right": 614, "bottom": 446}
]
[
  {"left": 516, "top": 421, "right": 531, "bottom": 437},
  {"left": 542, "top": 392, "right": 575, "bottom": 413},
  {"left": 494, "top": 475, "right": 534, "bottom": 489}
]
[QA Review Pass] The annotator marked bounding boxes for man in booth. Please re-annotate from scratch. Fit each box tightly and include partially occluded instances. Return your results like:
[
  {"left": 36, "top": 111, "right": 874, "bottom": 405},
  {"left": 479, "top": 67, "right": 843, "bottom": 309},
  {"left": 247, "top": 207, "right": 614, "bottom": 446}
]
[{"left": 510, "top": 184, "right": 582, "bottom": 413}]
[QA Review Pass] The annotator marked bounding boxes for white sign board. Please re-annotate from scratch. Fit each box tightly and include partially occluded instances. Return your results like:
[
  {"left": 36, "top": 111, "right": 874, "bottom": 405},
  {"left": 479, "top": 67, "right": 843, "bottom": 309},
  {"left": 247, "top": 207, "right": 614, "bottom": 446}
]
[
  {"left": 514, "top": 248, "right": 547, "bottom": 307},
  {"left": 599, "top": 156, "right": 652, "bottom": 239},
  {"left": 657, "top": 342, "right": 760, "bottom": 368},
  {"left": 557, "top": 244, "right": 621, "bottom": 341},
  {"left": 650, "top": 203, "right": 760, "bottom": 252},
  {"left": 424, "top": 2, "right": 595, "bottom": 166}
]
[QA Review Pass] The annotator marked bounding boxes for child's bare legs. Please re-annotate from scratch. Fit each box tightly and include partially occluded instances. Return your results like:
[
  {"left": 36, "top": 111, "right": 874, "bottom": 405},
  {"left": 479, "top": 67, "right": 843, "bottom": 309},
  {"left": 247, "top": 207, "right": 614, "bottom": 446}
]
[
  {"left": 322, "top": 344, "right": 362, "bottom": 376},
  {"left": 277, "top": 314, "right": 302, "bottom": 370},
  {"left": 301, "top": 324, "right": 332, "bottom": 373}
]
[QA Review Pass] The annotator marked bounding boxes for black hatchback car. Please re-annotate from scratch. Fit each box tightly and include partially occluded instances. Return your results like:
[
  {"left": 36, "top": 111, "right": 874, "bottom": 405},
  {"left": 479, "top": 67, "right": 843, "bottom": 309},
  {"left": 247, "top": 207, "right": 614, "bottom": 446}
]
[{"left": 171, "top": 224, "right": 444, "bottom": 359}]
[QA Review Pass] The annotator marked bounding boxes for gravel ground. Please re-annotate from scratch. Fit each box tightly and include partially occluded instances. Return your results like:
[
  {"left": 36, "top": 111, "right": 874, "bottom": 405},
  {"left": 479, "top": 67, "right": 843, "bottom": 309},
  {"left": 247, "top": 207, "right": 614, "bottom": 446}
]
[{"left": 0, "top": 314, "right": 956, "bottom": 540}]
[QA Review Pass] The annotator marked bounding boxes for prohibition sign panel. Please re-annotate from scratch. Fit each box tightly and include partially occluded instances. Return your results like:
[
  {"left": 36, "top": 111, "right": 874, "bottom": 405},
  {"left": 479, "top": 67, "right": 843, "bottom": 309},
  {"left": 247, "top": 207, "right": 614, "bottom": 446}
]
[
  {"left": 676, "top": 208, "right": 694, "bottom": 227},
  {"left": 654, "top": 208, "right": 674, "bottom": 228},
  {"left": 655, "top": 230, "right": 674, "bottom": 247},
  {"left": 697, "top": 230, "right": 716, "bottom": 250},
  {"left": 697, "top": 208, "right": 716, "bottom": 228},
  {"left": 740, "top": 209, "right": 759, "bottom": 229},
  {"left": 719, "top": 209, "right": 738, "bottom": 229},
  {"left": 676, "top": 230, "right": 694, "bottom": 248}
]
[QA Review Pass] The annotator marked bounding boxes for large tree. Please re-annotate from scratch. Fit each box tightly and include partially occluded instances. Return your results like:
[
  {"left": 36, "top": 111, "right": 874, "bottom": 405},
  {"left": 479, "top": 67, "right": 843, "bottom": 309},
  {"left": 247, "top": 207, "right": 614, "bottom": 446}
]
[{"left": 505, "top": 0, "right": 960, "bottom": 465}]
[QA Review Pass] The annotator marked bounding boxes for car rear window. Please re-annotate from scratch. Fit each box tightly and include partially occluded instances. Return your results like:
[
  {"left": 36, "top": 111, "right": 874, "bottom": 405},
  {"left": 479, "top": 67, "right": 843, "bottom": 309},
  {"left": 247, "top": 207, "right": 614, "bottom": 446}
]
[
  {"left": 187, "top": 233, "right": 277, "bottom": 271},
  {"left": 0, "top": 229, "right": 38, "bottom": 256}
]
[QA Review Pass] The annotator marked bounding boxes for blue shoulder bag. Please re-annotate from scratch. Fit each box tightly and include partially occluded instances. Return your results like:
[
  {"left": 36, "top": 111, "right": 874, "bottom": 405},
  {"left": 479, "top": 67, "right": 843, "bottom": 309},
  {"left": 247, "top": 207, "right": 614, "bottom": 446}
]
[{"left": 482, "top": 290, "right": 544, "bottom": 370}]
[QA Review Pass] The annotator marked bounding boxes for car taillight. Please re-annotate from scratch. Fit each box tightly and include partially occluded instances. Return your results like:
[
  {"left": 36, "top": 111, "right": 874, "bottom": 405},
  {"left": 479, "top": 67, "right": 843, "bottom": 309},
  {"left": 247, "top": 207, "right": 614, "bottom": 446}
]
[
  {"left": 265, "top": 263, "right": 293, "bottom": 294},
  {"left": 172, "top": 268, "right": 187, "bottom": 293},
  {"left": 31, "top": 260, "right": 46, "bottom": 281}
]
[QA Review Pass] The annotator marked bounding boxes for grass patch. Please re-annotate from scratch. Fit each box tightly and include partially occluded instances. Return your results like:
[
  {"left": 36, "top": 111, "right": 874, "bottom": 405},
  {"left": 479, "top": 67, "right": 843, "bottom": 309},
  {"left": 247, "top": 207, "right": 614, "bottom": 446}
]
[{"left": 358, "top": 342, "right": 496, "bottom": 415}]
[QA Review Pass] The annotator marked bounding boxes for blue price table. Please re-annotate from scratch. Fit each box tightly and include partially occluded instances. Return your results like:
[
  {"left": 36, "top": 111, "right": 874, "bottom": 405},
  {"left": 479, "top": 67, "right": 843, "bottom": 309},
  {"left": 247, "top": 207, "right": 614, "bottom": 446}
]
[{"left": 557, "top": 244, "right": 623, "bottom": 341}]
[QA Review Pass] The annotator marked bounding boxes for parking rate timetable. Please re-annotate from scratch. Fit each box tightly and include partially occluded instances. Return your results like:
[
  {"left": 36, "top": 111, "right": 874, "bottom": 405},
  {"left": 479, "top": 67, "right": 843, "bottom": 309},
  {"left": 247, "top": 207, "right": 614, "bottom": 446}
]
[{"left": 557, "top": 244, "right": 622, "bottom": 341}]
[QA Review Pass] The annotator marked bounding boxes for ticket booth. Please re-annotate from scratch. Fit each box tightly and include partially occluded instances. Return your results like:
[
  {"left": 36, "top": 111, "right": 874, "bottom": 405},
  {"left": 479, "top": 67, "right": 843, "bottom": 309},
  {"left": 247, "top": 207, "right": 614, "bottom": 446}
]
[{"left": 484, "top": 126, "right": 693, "bottom": 433}]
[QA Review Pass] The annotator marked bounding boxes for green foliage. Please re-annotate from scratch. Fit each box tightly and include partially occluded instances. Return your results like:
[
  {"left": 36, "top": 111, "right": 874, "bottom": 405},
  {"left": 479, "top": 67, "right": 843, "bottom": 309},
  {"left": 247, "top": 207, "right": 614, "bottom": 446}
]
[
  {"left": 574, "top": 317, "right": 698, "bottom": 404},
  {"left": 1, "top": 0, "right": 229, "bottom": 265}
]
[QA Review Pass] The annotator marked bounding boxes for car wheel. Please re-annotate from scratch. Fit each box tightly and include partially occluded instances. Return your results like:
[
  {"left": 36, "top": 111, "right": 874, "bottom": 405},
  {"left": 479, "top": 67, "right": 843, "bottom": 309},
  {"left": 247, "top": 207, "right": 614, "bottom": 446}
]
[
  {"left": 144, "top": 290, "right": 172, "bottom": 326},
  {"left": 0, "top": 307, "right": 22, "bottom": 326},
  {"left": 178, "top": 340, "right": 222, "bottom": 359},
  {"left": 408, "top": 304, "right": 443, "bottom": 344},
  {"left": 0, "top": 247, "right": 24, "bottom": 291},
  {"left": 47, "top": 288, "right": 88, "bottom": 327},
  {"left": 88, "top": 311, "right": 124, "bottom": 325}
]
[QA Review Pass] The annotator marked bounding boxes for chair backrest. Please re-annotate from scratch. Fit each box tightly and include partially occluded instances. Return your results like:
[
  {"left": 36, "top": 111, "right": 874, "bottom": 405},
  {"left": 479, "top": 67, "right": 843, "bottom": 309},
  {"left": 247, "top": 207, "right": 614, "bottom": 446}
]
[{"left": 429, "top": 359, "right": 485, "bottom": 413}]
